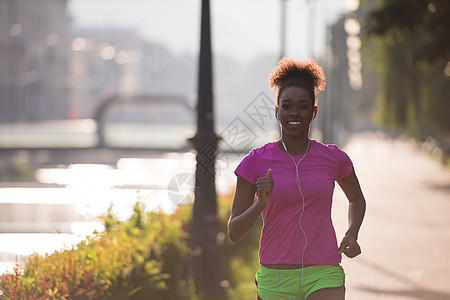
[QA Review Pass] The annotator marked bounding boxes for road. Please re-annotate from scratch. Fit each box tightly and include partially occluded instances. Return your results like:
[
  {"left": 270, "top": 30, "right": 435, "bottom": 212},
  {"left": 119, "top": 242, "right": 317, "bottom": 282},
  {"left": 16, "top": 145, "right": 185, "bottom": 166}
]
[{"left": 333, "top": 132, "right": 450, "bottom": 300}]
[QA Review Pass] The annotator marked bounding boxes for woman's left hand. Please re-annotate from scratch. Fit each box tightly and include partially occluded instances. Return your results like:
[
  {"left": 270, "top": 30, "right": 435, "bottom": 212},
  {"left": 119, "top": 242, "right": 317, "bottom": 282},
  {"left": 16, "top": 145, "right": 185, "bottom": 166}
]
[{"left": 338, "top": 234, "right": 361, "bottom": 258}]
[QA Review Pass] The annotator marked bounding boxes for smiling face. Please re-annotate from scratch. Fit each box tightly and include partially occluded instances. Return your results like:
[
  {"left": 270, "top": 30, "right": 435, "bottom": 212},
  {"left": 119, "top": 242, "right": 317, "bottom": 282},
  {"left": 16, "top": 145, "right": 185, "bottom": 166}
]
[{"left": 276, "top": 86, "right": 317, "bottom": 138}]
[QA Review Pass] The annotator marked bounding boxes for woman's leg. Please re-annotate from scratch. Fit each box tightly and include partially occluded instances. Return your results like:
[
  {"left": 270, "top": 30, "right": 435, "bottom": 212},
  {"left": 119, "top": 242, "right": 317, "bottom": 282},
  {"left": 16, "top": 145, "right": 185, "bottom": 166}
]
[
  {"left": 307, "top": 286, "right": 345, "bottom": 300},
  {"left": 303, "top": 265, "right": 346, "bottom": 300}
]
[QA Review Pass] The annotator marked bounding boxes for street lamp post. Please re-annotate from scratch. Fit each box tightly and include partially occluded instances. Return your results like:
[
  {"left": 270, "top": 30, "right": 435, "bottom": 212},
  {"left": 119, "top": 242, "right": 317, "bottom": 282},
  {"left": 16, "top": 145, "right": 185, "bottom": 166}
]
[
  {"left": 188, "top": 0, "right": 221, "bottom": 296},
  {"left": 280, "top": 0, "right": 288, "bottom": 60}
]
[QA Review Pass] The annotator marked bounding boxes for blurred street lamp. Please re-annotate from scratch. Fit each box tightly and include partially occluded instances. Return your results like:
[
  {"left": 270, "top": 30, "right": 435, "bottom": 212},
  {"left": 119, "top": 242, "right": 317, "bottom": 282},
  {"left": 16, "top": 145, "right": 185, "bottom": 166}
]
[
  {"left": 344, "top": 0, "right": 360, "bottom": 12},
  {"left": 280, "top": 0, "right": 289, "bottom": 59},
  {"left": 99, "top": 45, "right": 116, "bottom": 61},
  {"left": 306, "top": 0, "right": 317, "bottom": 58},
  {"left": 71, "top": 37, "right": 87, "bottom": 51},
  {"left": 344, "top": 14, "right": 362, "bottom": 90},
  {"left": 344, "top": 0, "right": 362, "bottom": 90},
  {"left": 188, "top": 0, "right": 222, "bottom": 297}
]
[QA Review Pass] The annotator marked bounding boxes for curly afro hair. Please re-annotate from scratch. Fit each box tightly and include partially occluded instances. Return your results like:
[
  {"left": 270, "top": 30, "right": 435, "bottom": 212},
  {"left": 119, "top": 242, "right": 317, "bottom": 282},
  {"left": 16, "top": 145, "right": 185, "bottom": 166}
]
[{"left": 268, "top": 57, "right": 326, "bottom": 107}]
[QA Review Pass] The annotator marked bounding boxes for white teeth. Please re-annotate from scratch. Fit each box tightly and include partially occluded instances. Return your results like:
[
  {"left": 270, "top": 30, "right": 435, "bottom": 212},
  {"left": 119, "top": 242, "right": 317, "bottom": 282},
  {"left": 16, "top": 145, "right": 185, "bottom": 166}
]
[{"left": 289, "top": 121, "right": 301, "bottom": 125}]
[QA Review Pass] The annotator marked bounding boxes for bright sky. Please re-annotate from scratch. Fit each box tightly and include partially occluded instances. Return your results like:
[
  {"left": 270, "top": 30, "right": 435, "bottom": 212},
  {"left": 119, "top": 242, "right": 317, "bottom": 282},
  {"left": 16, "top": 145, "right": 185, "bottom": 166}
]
[{"left": 68, "top": 0, "right": 348, "bottom": 61}]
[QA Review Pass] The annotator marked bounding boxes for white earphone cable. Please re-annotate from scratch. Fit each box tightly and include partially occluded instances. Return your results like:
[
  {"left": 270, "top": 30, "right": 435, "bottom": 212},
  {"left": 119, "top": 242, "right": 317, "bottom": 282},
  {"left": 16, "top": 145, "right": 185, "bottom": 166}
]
[{"left": 281, "top": 138, "right": 310, "bottom": 290}]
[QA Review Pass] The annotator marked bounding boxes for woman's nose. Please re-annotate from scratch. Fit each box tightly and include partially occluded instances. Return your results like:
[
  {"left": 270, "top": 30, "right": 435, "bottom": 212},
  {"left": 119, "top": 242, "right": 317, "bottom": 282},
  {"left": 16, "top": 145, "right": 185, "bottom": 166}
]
[{"left": 289, "top": 108, "right": 300, "bottom": 116}]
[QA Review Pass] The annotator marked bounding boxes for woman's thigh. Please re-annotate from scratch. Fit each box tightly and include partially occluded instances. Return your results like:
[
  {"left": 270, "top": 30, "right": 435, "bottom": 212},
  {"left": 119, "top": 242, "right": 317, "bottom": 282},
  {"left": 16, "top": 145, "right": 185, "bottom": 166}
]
[{"left": 307, "top": 286, "right": 345, "bottom": 300}]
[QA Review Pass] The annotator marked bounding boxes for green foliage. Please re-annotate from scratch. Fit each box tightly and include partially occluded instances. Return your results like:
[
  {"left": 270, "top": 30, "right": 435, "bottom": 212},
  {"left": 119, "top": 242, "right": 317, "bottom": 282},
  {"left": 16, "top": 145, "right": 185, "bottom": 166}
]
[
  {"left": 0, "top": 195, "right": 262, "bottom": 300},
  {"left": 0, "top": 202, "right": 196, "bottom": 300},
  {"left": 364, "top": 0, "right": 450, "bottom": 63},
  {"left": 0, "top": 160, "right": 35, "bottom": 182}
]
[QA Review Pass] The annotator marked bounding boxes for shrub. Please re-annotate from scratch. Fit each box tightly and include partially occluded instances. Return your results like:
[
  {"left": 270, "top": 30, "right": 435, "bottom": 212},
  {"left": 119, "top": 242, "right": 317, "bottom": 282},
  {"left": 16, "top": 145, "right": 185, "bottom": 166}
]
[
  {"left": 0, "top": 194, "right": 261, "bottom": 300},
  {"left": 0, "top": 203, "right": 196, "bottom": 300}
]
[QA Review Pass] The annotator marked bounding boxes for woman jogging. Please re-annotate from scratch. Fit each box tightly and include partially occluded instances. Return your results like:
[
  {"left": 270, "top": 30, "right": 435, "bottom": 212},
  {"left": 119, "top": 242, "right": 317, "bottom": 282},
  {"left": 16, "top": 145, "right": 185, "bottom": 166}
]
[{"left": 228, "top": 57, "right": 366, "bottom": 300}]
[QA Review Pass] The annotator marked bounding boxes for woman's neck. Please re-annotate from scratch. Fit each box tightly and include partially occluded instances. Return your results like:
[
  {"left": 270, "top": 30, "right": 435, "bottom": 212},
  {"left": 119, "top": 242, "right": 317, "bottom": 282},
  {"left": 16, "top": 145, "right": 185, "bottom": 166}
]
[{"left": 279, "top": 135, "right": 310, "bottom": 156}]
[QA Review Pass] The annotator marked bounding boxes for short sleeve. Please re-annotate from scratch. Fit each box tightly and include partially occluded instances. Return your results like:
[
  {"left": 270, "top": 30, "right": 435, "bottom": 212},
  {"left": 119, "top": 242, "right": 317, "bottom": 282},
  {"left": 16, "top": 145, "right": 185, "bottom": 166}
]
[
  {"left": 336, "top": 148, "right": 353, "bottom": 179},
  {"left": 234, "top": 149, "right": 258, "bottom": 185}
]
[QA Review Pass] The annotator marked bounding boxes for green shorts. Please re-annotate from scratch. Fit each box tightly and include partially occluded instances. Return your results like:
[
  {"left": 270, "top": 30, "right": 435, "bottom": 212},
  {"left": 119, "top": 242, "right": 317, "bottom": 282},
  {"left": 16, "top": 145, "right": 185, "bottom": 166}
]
[{"left": 255, "top": 264, "right": 345, "bottom": 299}]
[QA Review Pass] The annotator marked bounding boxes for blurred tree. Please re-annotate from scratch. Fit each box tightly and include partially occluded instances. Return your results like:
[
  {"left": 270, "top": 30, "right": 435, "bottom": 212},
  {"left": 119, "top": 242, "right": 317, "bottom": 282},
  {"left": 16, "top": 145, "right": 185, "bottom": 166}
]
[
  {"left": 364, "top": 0, "right": 450, "bottom": 64},
  {"left": 360, "top": 0, "right": 450, "bottom": 158}
]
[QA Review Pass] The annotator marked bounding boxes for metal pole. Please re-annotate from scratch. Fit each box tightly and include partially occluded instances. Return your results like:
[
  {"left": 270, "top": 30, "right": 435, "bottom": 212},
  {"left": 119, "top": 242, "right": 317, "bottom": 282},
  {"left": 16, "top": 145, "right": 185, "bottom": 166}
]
[
  {"left": 188, "top": 0, "right": 221, "bottom": 296},
  {"left": 306, "top": 0, "right": 316, "bottom": 58},
  {"left": 280, "top": 0, "right": 288, "bottom": 60}
]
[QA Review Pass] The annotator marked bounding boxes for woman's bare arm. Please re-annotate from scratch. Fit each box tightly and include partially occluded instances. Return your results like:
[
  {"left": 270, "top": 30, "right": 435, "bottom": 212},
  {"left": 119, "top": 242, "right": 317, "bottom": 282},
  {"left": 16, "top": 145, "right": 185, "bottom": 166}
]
[
  {"left": 228, "top": 170, "right": 273, "bottom": 242},
  {"left": 337, "top": 167, "right": 366, "bottom": 258}
]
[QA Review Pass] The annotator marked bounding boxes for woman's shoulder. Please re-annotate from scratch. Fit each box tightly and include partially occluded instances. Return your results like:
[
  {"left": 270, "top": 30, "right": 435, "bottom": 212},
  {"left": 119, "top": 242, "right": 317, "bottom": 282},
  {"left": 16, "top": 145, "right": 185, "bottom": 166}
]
[
  {"left": 235, "top": 141, "right": 278, "bottom": 181},
  {"left": 238, "top": 141, "right": 278, "bottom": 164},
  {"left": 249, "top": 141, "right": 279, "bottom": 156},
  {"left": 311, "top": 139, "right": 348, "bottom": 157}
]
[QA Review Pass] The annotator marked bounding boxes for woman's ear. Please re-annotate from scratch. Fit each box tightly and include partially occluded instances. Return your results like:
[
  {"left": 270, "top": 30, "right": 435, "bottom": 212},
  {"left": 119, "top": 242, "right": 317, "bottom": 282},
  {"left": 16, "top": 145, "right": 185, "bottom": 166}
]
[
  {"left": 312, "top": 106, "right": 318, "bottom": 120},
  {"left": 275, "top": 107, "right": 279, "bottom": 120}
]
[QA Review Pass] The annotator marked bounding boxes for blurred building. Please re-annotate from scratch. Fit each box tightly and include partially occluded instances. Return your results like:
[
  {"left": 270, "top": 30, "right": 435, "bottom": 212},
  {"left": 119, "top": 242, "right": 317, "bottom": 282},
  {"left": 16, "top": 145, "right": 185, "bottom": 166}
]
[
  {"left": 0, "top": 1, "right": 196, "bottom": 123},
  {"left": 67, "top": 28, "right": 196, "bottom": 119},
  {"left": 0, "top": 0, "right": 70, "bottom": 123}
]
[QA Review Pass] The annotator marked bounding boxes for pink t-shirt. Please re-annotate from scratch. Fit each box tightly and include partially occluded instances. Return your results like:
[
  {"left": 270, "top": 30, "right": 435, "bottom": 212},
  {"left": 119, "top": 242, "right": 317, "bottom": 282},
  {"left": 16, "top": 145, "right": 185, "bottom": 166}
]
[{"left": 234, "top": 139, "right": 353, "bottom": 265}]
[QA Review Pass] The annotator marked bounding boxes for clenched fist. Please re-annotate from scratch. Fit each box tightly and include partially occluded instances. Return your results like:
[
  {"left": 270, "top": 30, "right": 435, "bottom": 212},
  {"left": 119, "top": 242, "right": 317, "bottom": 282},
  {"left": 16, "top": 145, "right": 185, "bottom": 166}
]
[{"left": 339, "top": 234, "right": 362, "bottom": 258}]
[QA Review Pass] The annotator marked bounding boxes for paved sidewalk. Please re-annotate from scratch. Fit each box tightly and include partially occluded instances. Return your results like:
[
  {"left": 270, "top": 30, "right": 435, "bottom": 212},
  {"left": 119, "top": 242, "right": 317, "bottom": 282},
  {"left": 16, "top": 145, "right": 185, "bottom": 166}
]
[{"left": 333, "top": 132, "right": 450, "bottom": 300}]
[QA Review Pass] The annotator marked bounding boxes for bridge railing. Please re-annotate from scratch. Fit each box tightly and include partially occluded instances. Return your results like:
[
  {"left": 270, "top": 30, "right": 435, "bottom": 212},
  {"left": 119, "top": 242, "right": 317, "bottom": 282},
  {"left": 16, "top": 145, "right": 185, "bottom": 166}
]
[
  {"left": 0, "top": 94, "right": 196, "bottom": 152},
  {"left": 94, "top": 94, "right": 195, "bottom": 150}
]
